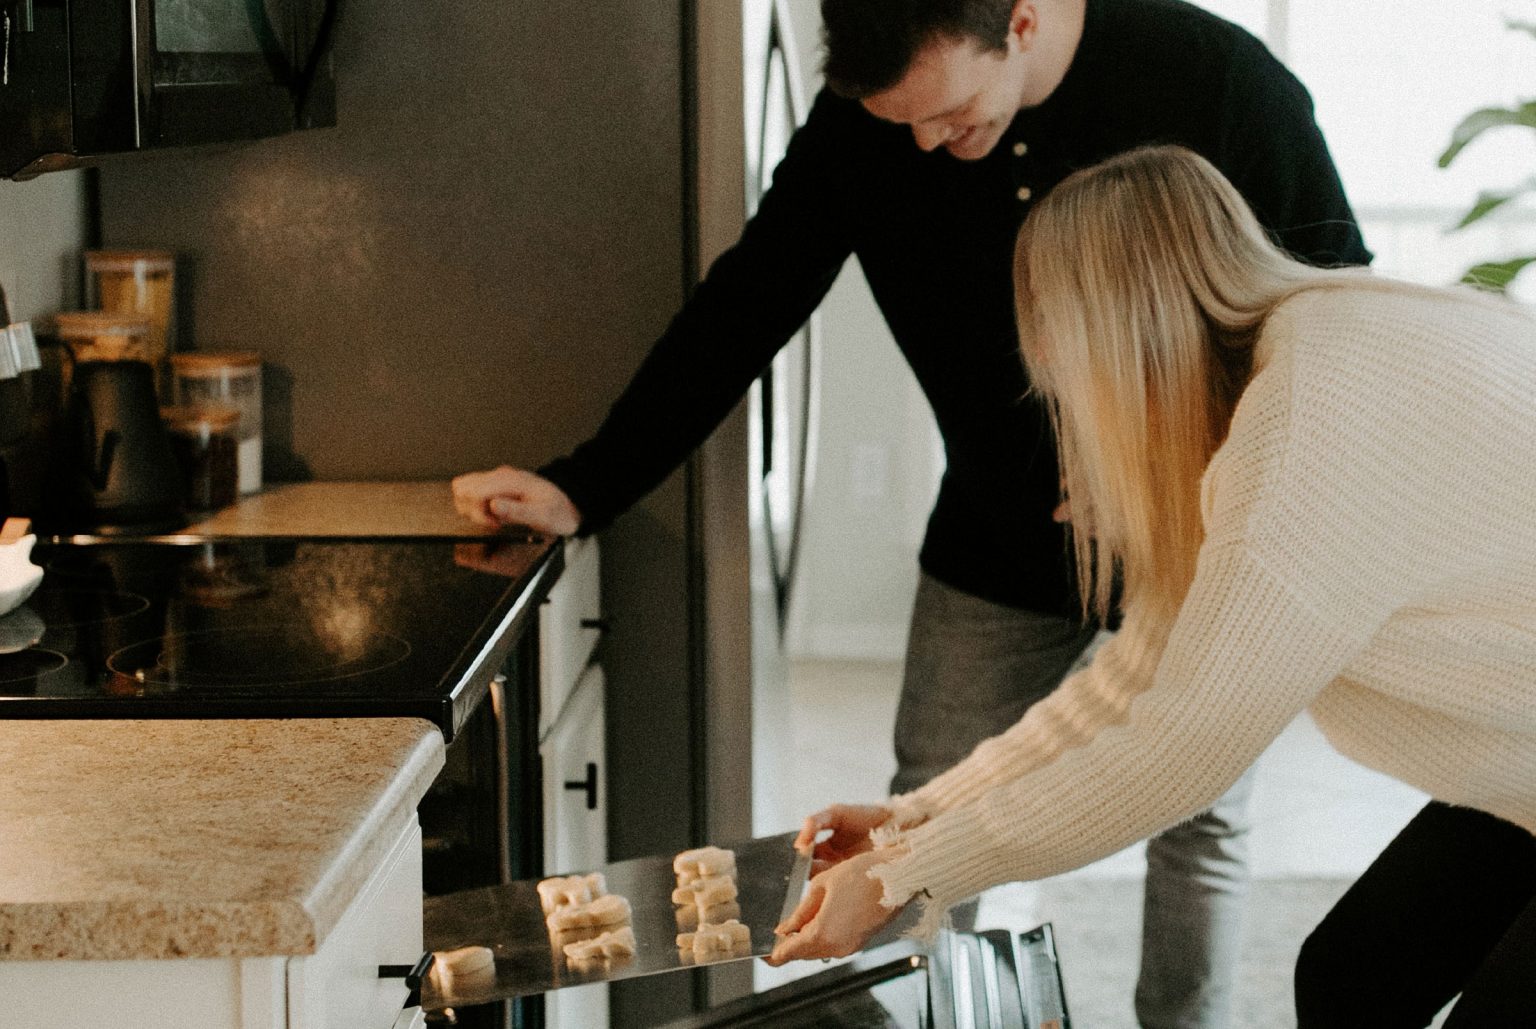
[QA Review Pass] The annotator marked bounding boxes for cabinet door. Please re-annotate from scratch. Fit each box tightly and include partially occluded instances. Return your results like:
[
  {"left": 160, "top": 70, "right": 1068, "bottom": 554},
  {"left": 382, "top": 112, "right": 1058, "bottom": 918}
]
[
  {"left": 539, "top": 537, "right": 602, "bottom": 739},
  {"left": 540, "top": 662, "right": 609, "bottom": 1029},
  {"left": 287, "top": 817, "right": 424, "bottom": 1029},
  {"left": 541, "top": 662, "right": 607, "bottom": 875}
]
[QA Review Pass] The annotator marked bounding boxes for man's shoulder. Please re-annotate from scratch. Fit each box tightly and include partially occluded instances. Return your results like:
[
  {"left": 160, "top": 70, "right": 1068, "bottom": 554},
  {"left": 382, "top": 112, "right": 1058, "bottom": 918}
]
[
  {"left": 1089, "top": 0, "right": 1277, "bottom": 94},
  {"left": 1097, "top": 0, "right": 1267, "bottom": 59},
  {"left": 800, "top": 87, "right": 911, "bottom": 157}
]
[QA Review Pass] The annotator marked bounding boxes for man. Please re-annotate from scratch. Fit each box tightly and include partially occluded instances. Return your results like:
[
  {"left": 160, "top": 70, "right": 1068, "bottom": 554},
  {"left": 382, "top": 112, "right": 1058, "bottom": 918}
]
[{"left": 454, "top": 0, "right": 1370, "bottom": 1024}]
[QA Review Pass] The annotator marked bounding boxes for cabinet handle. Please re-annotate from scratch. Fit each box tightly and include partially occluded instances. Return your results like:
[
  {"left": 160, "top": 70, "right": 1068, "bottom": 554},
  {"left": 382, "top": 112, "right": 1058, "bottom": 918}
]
[
  {"left": 579, "top": 618, "right": 610, "bottom": 633},
  {"left": 380, "top": 951, "right": 436, "bottom": 1006},
  {"left": 564, "top": 761, "right": 599, "bottom": 810}
]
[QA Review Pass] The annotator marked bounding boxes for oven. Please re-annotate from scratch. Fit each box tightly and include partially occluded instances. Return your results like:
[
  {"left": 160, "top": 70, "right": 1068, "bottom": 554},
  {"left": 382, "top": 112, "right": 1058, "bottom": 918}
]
[{"left": 419, "top": 659, "right": 542, "bottom": 1029}]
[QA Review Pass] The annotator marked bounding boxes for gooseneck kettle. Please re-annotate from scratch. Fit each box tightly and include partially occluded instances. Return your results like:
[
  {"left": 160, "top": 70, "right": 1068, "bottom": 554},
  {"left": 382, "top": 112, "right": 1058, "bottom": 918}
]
[{"left": 52, "top": 360, "right": 184, "bottom": 533}]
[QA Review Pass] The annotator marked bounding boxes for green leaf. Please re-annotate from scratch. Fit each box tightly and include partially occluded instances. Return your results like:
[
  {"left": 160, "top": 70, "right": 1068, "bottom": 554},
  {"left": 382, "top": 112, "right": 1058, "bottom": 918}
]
[
  {"left": 1451, "top": 177, "right": 1536, "bottom": 229},
  {"left": 1438, "top": 101, "right": 1536, "bottom": 167},
  {"left": 1460, "top": 256, "right": 1536, "bottom": 292},
  {"left": 1506, "top": 19, "right": 1536, "bottom": 39}
]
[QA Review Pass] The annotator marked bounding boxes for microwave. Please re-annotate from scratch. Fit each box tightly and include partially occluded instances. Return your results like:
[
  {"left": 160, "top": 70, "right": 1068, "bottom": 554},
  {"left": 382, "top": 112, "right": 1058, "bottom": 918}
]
[{"left": 1, "top": 0, "right": 336, "bottom": 180}]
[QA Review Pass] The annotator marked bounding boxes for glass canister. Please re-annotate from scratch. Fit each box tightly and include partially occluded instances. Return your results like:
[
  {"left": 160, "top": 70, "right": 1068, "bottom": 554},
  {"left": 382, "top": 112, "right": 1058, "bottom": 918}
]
[
  {"left": 53, "top": 311, "right": 154, "bottom": 363},
  {"left": 84, "top": 250, "right": 177, "bottom": 368},
  {"left": 52, "top": 312, "right": 154, "bottom": 400},
  {"left": 160, "top": 405, "right": 240, "bottom": 514},
  {"left": 169, "top": 351, "right": 263, "bottom": 495}
]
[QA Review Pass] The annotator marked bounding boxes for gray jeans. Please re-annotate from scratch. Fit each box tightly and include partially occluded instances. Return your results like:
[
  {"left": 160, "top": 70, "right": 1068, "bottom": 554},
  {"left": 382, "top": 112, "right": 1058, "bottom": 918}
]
[{"left": 892, "top": 572, "right": 1255, "bottom": 1029}]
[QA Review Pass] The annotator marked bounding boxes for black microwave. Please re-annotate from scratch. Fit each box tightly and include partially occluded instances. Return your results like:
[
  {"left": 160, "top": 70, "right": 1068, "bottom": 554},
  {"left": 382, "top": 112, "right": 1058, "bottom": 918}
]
[{"left": 1, "top": 0, "right": 336, "bottom": 180}]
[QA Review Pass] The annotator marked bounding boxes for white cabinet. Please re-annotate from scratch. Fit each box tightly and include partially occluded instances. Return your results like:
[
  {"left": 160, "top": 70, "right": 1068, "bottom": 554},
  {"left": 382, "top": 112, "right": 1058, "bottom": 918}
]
[
  {"left": 287, "top": 817, "right": 424, "bottom": 1029},
  {"left": 542, "top": 663, "right": 608, "bottom": 877},
  {"left": 1, "top": 816, "right": 424, "bottom": 1029},
  {"left": 540, "top": 663, "right": 610, "bottom": 1029},
  {"left": 390, "top": 1008, "right": 427, "bottom": 1029},
  {"left": 539, "top": 537, "right": 609, "bottom": 1029},
  {"left": 539, "top": 536, "right": 603, "bottom": 740}
]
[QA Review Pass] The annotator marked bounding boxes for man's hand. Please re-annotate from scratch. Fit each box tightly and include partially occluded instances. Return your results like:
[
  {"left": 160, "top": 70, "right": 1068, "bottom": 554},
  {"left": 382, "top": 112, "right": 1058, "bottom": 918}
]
[
  {"left": 793, "top": 803, "right": 893, "bottom": 875},
  {"left": 451, "top": 465, "right": 582, "bottom": 536},
  {"left": 766, "top": 847, "right": 908, "bottom": 965}
]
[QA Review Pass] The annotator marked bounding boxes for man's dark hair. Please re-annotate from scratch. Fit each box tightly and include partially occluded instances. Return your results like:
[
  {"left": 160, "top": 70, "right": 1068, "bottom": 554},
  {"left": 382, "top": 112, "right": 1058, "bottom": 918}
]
[{"left": 821, "top": 0, "right": 1016, "bottom": 99}]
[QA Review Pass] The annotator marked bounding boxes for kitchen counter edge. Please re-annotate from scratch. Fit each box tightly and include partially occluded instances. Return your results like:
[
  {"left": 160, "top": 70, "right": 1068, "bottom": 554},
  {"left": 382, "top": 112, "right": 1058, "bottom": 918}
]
[{"left": 0, "top": 716, "right": 445, "bottom": 962}]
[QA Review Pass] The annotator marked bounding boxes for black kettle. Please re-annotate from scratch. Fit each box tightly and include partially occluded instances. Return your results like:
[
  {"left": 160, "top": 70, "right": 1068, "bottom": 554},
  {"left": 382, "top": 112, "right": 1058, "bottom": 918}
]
[{"left": 51, "top": 360, "right": 184, "bottom": 533}]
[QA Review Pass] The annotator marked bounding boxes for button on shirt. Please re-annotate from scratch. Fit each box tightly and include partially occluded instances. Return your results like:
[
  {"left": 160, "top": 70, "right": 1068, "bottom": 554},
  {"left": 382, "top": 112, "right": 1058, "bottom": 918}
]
[{"left": 541, "top": 0, "right": 1372, "bottom": 614}]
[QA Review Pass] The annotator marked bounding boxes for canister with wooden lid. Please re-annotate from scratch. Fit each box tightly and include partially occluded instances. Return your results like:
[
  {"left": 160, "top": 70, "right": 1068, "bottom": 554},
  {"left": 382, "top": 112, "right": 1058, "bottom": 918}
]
[
  {"left": 84, "top": 250, "right": 177, "bottom": 365},
  {"left": 160, "top": 405, "right": 240, "bottom": 514},
  {"left": 169, "top": 351, "right": 263, "bottom": 495},
  {"left": 53, "top": 312, "right": 156, "bottom": 403},
  {"left": 53, "top": 311, "right": 154, "bottom": 364}
]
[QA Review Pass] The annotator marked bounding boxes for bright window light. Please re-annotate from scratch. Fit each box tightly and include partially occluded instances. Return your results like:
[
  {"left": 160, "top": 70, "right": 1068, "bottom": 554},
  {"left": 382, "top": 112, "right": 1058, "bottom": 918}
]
[{"left": 1198, "top": 0, "right": 1536, "bottom": 301}]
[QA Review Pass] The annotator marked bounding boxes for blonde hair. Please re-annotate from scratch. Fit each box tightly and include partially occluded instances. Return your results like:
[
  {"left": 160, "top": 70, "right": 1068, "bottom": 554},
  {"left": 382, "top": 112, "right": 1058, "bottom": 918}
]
[{"left": 1014, "top": 145, "right": 1471, "bottom": 623}]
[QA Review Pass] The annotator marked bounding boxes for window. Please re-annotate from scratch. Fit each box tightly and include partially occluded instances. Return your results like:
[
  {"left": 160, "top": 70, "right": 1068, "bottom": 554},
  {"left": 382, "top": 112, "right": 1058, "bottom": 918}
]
[{"left": 1199, "top": 0, "right": 1536, "bottom": 301}]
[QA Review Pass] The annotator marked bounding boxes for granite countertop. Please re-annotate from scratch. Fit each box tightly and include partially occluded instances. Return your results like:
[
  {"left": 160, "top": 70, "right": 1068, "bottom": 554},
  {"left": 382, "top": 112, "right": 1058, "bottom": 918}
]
[
  {"left": 180, "top": 481, "right": 508, "bottom": 538},
  {"left": 43, "top": 481, "right": 533, "bottom": 543},
  {"left": 0, "top": 717, "right": 444, "bottom": 962}
]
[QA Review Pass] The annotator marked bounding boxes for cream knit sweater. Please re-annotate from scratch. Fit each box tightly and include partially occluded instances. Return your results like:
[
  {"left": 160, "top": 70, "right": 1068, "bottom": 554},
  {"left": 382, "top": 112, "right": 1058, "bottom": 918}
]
[{"left": 871, "top": 284, "right": 1536, "bottom": 936}]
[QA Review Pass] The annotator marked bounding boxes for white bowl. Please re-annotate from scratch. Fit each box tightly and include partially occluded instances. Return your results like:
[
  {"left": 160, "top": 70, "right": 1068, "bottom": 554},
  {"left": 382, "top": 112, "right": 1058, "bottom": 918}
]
[{"left": 0, "top": 534, "right": 44, "bottom": 618}]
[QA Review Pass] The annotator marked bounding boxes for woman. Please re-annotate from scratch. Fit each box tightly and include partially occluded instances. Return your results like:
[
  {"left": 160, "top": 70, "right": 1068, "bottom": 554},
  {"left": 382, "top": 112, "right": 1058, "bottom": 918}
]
[{"left": 767, "top": 145, "right": 1536, "bottom": 1026}]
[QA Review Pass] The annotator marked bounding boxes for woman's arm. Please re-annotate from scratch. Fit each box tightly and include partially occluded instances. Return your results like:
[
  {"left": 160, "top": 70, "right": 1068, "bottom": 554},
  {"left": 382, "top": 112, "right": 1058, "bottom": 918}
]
[{"left": 872, "top": 537, "right": 1386, "bottom": 939}]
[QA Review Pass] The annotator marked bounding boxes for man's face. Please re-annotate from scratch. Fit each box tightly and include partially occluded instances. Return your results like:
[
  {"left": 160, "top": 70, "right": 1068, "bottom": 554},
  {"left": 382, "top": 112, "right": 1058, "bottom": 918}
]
[{"left": 861, "top": 30, "right": 1031, "bottom": 161}]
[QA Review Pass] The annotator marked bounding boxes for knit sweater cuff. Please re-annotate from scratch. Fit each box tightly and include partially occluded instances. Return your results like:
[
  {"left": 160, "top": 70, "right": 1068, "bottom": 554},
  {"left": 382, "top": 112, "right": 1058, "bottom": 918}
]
[
  {"left": 878, "top": 794, "right": 940, "bottom": 840},
  {"left": 867, "top": 805, "right": 1010, "bottom": 942}
]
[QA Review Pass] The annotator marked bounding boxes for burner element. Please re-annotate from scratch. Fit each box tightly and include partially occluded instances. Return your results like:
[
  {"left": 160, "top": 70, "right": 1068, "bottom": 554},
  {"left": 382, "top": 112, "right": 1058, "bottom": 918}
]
[
  {"left": 0, "top": 649, "right": 68, "bottom": 686},
  {"left": 29, "top": 587, "right": 152, "bottom": 630},
  {"left": 108, "top": 626, "right": 413, "bottom": 690}
]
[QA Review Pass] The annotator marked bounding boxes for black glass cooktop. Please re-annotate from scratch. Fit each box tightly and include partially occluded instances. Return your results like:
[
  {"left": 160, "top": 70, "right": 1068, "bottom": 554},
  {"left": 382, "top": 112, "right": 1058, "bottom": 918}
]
[{"left": 0, "top": 538, "right": 561, "bottom": 741}]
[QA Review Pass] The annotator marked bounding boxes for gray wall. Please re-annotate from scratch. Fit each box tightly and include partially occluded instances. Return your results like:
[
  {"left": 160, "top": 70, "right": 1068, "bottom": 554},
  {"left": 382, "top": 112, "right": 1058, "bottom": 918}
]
[
  {"left": 97, "top": 4, "right": 687, "bottom": 484},
  {"left": 0, "top": 171, "right": 88, "bottom": 321},
  {"left": 95, "top": 4, "right": 699, "bottom": 1023}
]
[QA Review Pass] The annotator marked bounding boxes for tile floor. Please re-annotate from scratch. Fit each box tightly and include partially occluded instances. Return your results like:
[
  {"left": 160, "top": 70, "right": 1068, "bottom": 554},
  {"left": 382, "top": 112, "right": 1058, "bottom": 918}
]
[{"left": 761, "top": 658, "right": 1434, "bottom": 1028}]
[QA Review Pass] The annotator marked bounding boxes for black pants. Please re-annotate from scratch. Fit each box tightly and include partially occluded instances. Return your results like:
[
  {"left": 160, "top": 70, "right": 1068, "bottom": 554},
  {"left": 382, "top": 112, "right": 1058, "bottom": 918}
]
[{"left": 1295, "top": 800, "right": 1536, "bottom": 1027}]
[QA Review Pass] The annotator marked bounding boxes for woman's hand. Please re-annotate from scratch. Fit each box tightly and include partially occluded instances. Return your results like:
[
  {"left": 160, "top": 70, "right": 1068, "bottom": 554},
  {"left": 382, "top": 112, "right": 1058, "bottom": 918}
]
[
  {"left": 451, "top": 465, "right": 581, "bottom": 536},
  {"left": 794, "top": 803, "right": 893, "bottom": 875},
  {"left": 766, "top": 847, "right": 909, "bottom": 965}
]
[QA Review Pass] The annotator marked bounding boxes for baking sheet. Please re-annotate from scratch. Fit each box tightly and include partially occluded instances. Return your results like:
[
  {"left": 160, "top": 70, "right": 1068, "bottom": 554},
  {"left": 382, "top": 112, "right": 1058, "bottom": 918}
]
[{"left": 421, "top": 831, "right": 813, "bottom": 1008}]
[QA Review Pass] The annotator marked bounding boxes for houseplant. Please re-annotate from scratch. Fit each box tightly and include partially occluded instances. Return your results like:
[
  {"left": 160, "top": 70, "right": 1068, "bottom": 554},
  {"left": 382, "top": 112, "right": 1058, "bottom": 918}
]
[{"left": 1438, "top": 19, "right": 1536, "bottom": 291}]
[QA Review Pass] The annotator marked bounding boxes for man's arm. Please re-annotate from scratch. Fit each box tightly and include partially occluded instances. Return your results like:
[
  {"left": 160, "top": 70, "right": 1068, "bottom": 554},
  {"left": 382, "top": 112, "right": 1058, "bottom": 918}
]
[{"left": 525, "top": 90, "right": 866, "bottom": 534}]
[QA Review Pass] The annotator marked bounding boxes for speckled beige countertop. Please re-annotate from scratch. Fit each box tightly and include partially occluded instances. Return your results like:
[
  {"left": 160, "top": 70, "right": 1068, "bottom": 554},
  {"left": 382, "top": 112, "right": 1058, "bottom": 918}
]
[
  {"left": 0, "top": 718, "right": 444, "bottom": 962},
  {"left": 181, "top": 481, "right": 510, "bottom": 538}
]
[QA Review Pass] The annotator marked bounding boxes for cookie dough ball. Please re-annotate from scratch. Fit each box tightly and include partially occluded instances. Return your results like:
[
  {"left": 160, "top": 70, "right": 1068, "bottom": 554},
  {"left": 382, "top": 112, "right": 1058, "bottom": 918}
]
[
  {"left": 673, "top": 846, "right": 737, "bottom": 884},
  {"left": 537, "top": 872, "right": 607, "bottom": 915},
  {"left": 546, "top": 893, "right": 633, "bottom": 934},
  {"left": 562, "top": 925, "right": 637, "bottom": 964}
]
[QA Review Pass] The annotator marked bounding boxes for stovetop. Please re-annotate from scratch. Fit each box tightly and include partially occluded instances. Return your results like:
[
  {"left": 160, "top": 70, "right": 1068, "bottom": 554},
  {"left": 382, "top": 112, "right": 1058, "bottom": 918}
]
[{"left": 0, "top": 537, "right": 561, "bottom": 741}]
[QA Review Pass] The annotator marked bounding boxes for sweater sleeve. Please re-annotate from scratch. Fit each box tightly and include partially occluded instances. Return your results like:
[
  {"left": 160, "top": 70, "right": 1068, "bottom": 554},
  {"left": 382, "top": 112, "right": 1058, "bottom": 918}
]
[
  {"left": 870, "top": 331, "right": 1398, "bottom": 935},
  {"left": 539, "top": 89, "right": 862, "bottom": 534},
  {"left": 874, "top": 545, "right": 1371, "bottom": 937},
  {"left": 882, "top": 606, "right": 1173, "bottom": 830}
]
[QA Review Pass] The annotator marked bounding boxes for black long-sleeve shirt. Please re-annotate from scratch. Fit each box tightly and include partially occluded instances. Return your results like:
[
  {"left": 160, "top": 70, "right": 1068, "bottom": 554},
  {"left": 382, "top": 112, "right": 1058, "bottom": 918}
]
[{"left": 540, "top": 0, "right": 1371, "bottom": 614}]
